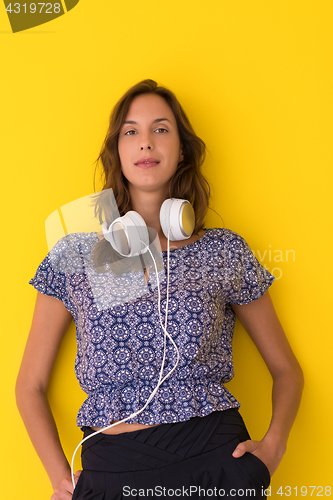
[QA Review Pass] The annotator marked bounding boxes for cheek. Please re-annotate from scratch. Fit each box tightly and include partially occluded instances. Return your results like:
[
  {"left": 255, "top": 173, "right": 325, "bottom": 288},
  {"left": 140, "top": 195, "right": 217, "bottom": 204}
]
[
  {"left": 163, "top": 136, "right": 181, "bottom": 157},
  {"left": 118, "top": 144, "right": 132, "bottom": 180},
  {"left": 118, "top": 139, "right": 123, "bottom": 157},
  {"left": 118, "top": 141, "right": 128, "bottom": 166}
]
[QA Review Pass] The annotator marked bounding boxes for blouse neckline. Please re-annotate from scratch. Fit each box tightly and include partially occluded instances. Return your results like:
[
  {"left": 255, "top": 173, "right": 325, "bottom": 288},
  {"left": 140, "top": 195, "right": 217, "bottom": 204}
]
[
  {"left": 92, "top": 228, "right": 213, "bottom": 254},
  {"left": 161, "top": 228, "right": 210, "bottom": 254}
]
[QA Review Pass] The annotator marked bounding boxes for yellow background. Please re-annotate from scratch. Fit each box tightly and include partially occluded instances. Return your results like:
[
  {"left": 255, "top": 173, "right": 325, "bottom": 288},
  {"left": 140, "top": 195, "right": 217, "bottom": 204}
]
[{"left": 1, "top": 1, "right": 332, "bottom": 498}]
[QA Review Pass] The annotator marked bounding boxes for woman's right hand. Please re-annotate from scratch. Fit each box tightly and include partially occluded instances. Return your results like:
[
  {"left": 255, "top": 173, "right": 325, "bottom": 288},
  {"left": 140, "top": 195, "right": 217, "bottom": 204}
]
[{"left": 51, "top": 471, "right": 82, "bottom": 500}]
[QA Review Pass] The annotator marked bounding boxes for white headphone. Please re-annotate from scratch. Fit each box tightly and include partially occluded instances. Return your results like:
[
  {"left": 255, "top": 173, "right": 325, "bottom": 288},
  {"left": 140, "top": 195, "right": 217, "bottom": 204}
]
[{"left": 102, "top": 198, "right": 195, "bottom": 256}]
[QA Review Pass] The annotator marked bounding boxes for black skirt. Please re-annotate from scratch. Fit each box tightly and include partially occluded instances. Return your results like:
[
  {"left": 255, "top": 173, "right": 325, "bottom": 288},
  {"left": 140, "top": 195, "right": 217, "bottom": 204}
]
[{"left": 72, "top": 409, "right": 270, "bottom": 500}]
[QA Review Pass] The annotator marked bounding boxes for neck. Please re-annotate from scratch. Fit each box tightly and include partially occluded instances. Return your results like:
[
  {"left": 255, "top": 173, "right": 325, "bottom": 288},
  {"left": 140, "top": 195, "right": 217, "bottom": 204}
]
[{"left": 129, "top": 186, "right": 169, "bottom": 239}]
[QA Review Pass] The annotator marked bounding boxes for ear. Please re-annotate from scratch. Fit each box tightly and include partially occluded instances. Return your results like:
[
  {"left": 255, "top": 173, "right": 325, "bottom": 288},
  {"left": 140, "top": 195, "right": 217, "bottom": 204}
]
[{"left": 179, "top": 145, "right": 184, "bottom": 162}]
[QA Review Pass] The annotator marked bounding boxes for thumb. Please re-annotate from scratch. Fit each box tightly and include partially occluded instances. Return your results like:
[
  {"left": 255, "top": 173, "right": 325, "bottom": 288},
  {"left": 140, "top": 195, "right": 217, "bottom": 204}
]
[
  {"left": 74, "top": 470, "right": 82, "bottom": 484},
  {"left": 232, "top": 440, "right": 258, "bottom": 458}
]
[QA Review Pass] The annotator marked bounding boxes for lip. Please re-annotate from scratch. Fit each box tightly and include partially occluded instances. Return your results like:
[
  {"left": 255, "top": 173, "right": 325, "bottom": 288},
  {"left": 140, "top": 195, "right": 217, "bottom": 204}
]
[{"left": 135, "top": 157, "right": 160, "bottom": 167}]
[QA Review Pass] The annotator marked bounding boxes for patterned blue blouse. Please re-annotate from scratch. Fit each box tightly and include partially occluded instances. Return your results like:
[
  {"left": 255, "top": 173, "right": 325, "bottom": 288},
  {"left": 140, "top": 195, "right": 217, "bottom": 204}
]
[{"left": 29, "top": 228, "right": 274, "bottom": 427}]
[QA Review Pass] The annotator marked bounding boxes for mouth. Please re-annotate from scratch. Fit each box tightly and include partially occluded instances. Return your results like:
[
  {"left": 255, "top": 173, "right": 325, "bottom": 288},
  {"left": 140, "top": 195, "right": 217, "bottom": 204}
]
[{"left": 135, "top": 157, "right": 160, "bottom": 168}]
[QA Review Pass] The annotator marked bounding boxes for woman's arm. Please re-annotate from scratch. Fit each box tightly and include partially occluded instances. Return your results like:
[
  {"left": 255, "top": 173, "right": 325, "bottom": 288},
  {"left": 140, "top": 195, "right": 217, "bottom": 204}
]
[
  {"left": 230, "top": 292, "right": 304, "bottom": 476},
  {"left": 16, "top": 292, "right": 80, "bottom": 497}
]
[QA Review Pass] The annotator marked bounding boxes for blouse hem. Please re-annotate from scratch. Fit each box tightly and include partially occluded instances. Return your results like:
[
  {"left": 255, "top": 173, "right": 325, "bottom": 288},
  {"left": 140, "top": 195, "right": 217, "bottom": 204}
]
[{"left": 76, "top": 401, "right": 241, "bottom": 428}]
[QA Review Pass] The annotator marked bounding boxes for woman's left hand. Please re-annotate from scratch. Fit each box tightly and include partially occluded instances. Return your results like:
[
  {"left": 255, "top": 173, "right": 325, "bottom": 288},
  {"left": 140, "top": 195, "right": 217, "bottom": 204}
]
[{"left": 232, "top": 437, "right": 287, "bottom": 477}]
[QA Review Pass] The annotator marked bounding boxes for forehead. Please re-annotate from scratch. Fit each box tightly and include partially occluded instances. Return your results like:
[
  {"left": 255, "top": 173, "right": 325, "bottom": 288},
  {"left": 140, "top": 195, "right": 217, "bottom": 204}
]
[{"left": 125, "top": 94, "right": 175, "bottom": 123}]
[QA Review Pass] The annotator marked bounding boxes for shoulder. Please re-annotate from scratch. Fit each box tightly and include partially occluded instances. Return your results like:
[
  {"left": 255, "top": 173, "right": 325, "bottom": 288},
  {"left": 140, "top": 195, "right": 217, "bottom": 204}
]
[
  {"left": 202, "top": 228, "right": 257, "bottom": 266},
  {"left": 50, "top": 232, "right": 98, "bottom": 252},
  {"left": 204, "top": 229, "right": 275, "bottom": 302},
  {"left": 48, "top": 232, "right": 98, "bottom": 271},
  {"left": 204, "top": 228, "right": 250, "bottom": 249}
]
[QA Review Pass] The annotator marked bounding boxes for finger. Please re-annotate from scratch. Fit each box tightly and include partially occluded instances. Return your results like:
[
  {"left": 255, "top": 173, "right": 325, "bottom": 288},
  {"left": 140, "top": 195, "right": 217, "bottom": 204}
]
[
  {"left": 232, "top": 439, "right": 258, "bottom": 458},
  {"left": 52, "top": 478, "right": 74, "bottom": 500},
  {"left": 51, "top": 486, "right": 72, "bottom": 500},
  {"left": 62, "top": 478, "right": 75, "bottom": 494},
  {"left": 74, "top": 470, "right": 82, "bottom": 484}
]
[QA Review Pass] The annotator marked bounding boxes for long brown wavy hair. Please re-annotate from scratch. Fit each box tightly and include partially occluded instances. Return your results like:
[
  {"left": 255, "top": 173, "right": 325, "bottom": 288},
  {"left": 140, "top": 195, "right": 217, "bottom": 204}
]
[{"left": 92, "top": 79, "right": 211, "bottom": 273}]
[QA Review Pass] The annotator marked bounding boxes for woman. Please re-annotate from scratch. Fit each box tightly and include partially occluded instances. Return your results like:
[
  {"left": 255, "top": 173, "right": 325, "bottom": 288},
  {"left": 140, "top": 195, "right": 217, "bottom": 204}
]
[{"left": 16, "top": 79, "right": 304, "bottom": 499}]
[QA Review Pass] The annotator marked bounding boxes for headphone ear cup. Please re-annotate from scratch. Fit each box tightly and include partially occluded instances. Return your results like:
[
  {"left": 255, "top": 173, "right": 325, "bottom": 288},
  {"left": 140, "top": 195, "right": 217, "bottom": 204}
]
[
  {"left": 126, "top": 211, "right": 150, "bottom": 255},
  {"left": 106, "top": 211, "right": 149, "bottom": 257},
  {"left": 160, "top": 199, "right": 195, "bottom": 241}
]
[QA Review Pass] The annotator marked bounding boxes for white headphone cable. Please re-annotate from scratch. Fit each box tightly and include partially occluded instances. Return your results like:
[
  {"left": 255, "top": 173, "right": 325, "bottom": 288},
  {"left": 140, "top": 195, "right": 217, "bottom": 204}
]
[{"left": 70, "top": 230, "right": 179, "bottom": 488}]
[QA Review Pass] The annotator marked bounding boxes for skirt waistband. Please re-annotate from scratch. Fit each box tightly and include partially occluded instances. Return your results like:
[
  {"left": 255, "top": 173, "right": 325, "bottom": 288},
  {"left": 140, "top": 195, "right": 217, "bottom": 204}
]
[{"left": 81, "top": 408, "right": 250, "bottom": 473}]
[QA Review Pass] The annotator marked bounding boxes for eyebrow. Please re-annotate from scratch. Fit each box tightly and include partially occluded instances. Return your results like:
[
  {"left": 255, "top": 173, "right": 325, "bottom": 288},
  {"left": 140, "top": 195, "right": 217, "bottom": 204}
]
[{"left": 123, "top": 118, "right": 171, "bottom": 125}]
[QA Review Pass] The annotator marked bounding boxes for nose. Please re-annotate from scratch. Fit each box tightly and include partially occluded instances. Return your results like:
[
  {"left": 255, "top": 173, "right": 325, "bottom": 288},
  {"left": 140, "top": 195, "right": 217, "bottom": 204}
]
[{"left": 140, "top": 131, "right": 153, "bottom": 151}]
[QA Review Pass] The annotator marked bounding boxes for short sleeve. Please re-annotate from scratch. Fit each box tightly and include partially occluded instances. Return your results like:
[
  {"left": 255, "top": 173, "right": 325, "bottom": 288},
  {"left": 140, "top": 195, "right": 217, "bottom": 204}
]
[
  {"left": 29, "top": 237, "right": 71, "bottom": 309},
  {"left": 220, "top": 231, "right": 275, "bottom": 305}
]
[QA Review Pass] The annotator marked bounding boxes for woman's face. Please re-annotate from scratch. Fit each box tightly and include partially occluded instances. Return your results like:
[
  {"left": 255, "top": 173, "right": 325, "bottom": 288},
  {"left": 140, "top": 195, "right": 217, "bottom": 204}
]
[{"left": 118, "top": 94, "right": 183, "bottom": 194}]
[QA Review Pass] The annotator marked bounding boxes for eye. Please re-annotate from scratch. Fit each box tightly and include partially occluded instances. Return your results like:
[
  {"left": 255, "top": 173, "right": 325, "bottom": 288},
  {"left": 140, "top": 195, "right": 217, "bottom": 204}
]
[
  {"left": 124, "top": 130, "right": 136, "bottom": 135},
  {"left": 155, "top": 128, "right": 168, "bottom": 133}
]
